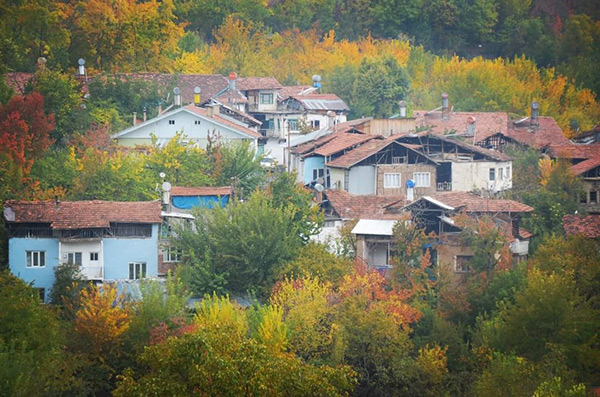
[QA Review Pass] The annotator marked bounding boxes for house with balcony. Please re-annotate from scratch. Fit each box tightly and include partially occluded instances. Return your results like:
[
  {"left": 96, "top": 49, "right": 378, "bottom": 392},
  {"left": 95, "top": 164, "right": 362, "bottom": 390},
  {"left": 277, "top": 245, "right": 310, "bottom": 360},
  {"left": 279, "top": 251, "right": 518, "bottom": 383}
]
[{"left": 4, "top": 200, "right": 162, "bottom": 301}]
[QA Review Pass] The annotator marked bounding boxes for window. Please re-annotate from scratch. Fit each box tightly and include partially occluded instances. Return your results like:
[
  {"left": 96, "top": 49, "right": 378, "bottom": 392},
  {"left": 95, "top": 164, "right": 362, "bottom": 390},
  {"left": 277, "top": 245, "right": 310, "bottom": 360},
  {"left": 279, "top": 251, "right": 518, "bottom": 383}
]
[
  {"left": 287, "top": 118, "right": 298, "bottom": 131},
  {"left": 384, "top": 173, "right": 401, "bottom": 188},
  {"left": 506, "top": 166, "right": 511, "bottom": 179},
  {"left": 591, "top": 191, "right": 598, "bottom": 204},
  {"left": 489, "top": 168, "right": 496, "bottom": 181},
  {"left": 455, "top": 255, "right": 473, "bottom": 273},
  {"left": 168, "top": 120, "right": 175, "bottom": 125},
  {"left": 163, "top": 248, "right": 183, "bottom": 263},
  {"left": 310, "top": 120, "right": 320, "bottom": 129},
  {"left": 90, "top": 252, "right": 99, "bottom": 261},
  {"left": 194, "top": 120, "right": 201, "bottom": 125},
  {"left": 129, "top": 262, "right": 147, "bottom": 280},
  {"left": 413, "top": 172, "right": 431, "bottom": 187},
  {"left": 498, "top": 167, "right": 504, "bottom": 180},
  {"left": 392, "top": 156, "right": 404, "bottom": 164},
  {"left": 580, "top": 192, "right": 589, "bottom": 204},
  {"left": 260, "top": 93, "right": 274, "bottom": 105},
  {"left": 26, "top": 251, "right": 46, "bottom": 268},
  {"left": 312, "top": 168, "right": 325, "bottom": 181},
  {"left": 65, "top": 252, "right": 82, "bottom": 265}
]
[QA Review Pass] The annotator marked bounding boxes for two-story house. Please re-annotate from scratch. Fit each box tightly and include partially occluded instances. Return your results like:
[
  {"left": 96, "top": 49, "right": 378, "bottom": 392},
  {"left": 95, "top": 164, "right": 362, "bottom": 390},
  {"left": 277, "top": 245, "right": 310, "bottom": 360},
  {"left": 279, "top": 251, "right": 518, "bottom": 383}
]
[{"left": 4, "top": 200, "right": 162, "bottom": 301}]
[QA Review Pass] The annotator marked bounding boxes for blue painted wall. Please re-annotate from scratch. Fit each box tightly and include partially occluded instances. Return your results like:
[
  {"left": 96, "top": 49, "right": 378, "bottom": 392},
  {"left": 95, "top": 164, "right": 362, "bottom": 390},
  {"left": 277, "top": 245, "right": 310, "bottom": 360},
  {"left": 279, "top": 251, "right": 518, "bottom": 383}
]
[
  {"left": 9, "top": 238, "right": 59, "bottom": 301},
  {"left": 102, "top": 224, "right": 159, "bottom": 280},
  {"left": 303, "top": 156, "right": 325, "bottom": 185},
  {"left": 9, "top": 224, "right": 159, "bottom": 301}
]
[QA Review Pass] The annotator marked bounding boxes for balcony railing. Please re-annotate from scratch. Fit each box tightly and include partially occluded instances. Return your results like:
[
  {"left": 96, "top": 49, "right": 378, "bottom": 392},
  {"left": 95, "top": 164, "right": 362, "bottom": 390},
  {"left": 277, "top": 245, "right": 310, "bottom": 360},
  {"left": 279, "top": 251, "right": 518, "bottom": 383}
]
[
  {"left": 81, "top": 266, "right": 103, "bottom": 280},
  {"left": 436, "top": 182, "right": 452, "bottom": 191}
]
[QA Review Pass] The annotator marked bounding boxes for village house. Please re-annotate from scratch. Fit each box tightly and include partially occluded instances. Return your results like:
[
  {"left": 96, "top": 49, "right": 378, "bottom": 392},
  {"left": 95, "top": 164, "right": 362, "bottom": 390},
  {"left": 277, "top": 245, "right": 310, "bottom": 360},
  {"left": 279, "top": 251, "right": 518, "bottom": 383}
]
[
  {"left": 4, "top": 200, "right": 162, "bottom": 301},
  {"left": 349, "top": 192, "right": 533, "bottom": 275},
  {"left": 112, "top": 103, "right": 262, "bottom": 150}
]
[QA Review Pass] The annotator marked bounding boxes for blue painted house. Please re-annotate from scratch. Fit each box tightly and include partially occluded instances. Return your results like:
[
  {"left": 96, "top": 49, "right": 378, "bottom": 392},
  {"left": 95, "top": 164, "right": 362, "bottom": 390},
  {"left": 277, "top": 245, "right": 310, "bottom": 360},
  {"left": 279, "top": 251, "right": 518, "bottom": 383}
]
[
  {"left": 4, "top": 200, "right": 162, "bottom": 301},
  {"left": 169, "top": 186, "right": 232, "bottom": 211}
]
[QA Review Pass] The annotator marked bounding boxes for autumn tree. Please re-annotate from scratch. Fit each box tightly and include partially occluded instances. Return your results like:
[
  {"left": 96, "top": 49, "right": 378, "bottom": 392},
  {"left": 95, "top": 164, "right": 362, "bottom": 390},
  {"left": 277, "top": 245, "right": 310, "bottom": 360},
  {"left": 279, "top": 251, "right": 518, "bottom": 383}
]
[
  {"left": 114, "top": 294, "right": 356, "bottom": 396},
  {"left": 0, "top": 92, "right": 55, "bottom": 200}
]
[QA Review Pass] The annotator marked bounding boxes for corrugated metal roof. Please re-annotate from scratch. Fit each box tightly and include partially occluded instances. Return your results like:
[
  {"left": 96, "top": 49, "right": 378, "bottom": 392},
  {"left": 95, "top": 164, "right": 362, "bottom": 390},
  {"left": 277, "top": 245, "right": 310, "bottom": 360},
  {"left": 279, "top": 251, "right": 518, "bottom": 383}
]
[{"left": 300, "top": 98, "right": 350, "bottom": 111}]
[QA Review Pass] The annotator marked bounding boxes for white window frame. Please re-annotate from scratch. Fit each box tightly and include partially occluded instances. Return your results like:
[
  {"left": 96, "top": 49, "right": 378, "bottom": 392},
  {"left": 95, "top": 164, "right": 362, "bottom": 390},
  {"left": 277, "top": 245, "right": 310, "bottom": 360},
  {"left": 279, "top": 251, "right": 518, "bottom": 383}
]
[
  {"left": 498, "top": 167, "right": 504, "bottom": 180},
  {"left": 489, "top": 168, "right": 496, "bottom": 181},
  {"left": 287, "top": 118, "right": 298, "bottom": 131},
  {"left": 168, "top": 120, "right": 175, "bottom": 125},
  {"left": 90, "top": 252, "right": 99, "bottom": 261},
  {"left": 163, "top": 248, "right": 183, "bottom": 263},
  {"left": 413, "top": 172, "right": 431, "bottom": 187},
  {"left": 506, "top": 166, "right": 511, "bottom": 179},
  {"left": 260, "top": 93, "right": 274, "bottom": 105},
  {"left": 65, "top": 252, "right": 83, "bottom": 265},
  {"left": 129, "top": 262, "right": 147, "bottom": 280},
  {"left": 454, "top": 255, "right": 473, "bottom": 273},
  {"left": 26, "top": 251, "right": 46, "bottom": 268},
  {"left": 384, "top": 173, "right": 401, "bottom": 188}
]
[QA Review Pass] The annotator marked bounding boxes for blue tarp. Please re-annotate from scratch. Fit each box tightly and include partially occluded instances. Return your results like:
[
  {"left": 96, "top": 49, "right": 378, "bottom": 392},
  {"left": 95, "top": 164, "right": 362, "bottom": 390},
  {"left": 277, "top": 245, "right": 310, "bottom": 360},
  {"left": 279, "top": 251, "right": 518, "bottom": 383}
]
[{"left": 172, "top": 195, "right": 229, "bottom": 210}]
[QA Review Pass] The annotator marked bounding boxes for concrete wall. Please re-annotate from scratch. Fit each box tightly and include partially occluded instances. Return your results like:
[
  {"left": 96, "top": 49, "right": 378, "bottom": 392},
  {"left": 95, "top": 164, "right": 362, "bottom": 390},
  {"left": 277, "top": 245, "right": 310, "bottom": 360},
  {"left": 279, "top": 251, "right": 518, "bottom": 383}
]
[
  {"left": 375, "top": 164, "right": 437, "bottom": 196},
  {"left": 102, "top": 224, "right": 159, "bottom": 280},
  {"left": 329, "top": 168, "right": 345, "bottom": 190},
  {"left": 348, "top": 166, "right": 376, "bottom": 195},
  {"left": 117, "top": 111, "right": 255, "bottom": 149},
  {"left": 437, "top": 234, "right": 474, "bottom": 275},
  {"left": 451, "top": 161, "right": 512, "bottom": 192},
  {"left": 303, "top": 156, "right": 325, "bottom": 185},
  {"left": 9, "top": 238, "right": 59, "bottom": 301}
]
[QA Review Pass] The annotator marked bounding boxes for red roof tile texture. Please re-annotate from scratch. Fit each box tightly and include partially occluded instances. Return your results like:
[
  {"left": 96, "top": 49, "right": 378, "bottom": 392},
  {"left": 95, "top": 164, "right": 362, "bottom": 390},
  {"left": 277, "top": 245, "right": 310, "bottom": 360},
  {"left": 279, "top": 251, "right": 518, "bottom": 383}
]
[
  {"left": 563, "top": 215, "right": 600, "bottom": 238},
  {"left": 314, "top": 132, "right": 378, "bottom": 157},
  {"left": 571, "top": 157, "right": 600, "bottom": 175},
  {"left": 414, "top": 111, "right": 508, "bottom": 139},
  {"left": 548, "top": 143, "right": 600, "bottom": 160},
  {"left": 5, "top": 200, "right": 162, "bottom": 229},
  {"left": 171, "top": 186, "right": 232, "bottom": 196},
  {"left": 428, "top": 192, "right": 534, "bottom": 213},
  {"left": 236, "top": 77, "right": 282, "bottom": 91},
  {"left": 506, "top": 117, "right": 570, "bottom": 149},
  {"left": 325, "top": 189, "right": 405, "bottom": 220}
]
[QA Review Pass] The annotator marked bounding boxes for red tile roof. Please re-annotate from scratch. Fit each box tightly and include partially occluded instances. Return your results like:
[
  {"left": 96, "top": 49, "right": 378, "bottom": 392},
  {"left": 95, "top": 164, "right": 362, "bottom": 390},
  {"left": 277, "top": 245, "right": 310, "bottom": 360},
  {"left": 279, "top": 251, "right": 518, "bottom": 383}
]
[
  {"left": 314, "top": 132, "right": 378, "bottom": 157},
  {"left": 4, "top": 200, "right": 162, "bottom": 229},
  {"left": 426, "top": 192, "right": 534, "bottom": 213},
  {"left": 184, "top": 104, "right": 261, "bottom": 138},
  {"left": 171, "top": 186, "right": 232, "bottom": 196},
  {"left": 236, "top": 77, "right": 282, "bottom": 91},
  {"left": 279, "top": 85, "right": 312, "bottom": 99},
  {"left": 547, "top": 143, "right": 600, "bottom": 160},
  {"left": 414, "top": 110, "right": 508, "bottom": 139},
  {"left": 506, "top": 117, "right": 570, "bottom": 149},
  {"left": 563, "top": 215, "right": 600, "bottom": 238},
  {"left": 325, "top": 189, "right": 405, "bottom": 220},
  {"left": 571, "top": 157, "right": 600, "bottom": 175}
]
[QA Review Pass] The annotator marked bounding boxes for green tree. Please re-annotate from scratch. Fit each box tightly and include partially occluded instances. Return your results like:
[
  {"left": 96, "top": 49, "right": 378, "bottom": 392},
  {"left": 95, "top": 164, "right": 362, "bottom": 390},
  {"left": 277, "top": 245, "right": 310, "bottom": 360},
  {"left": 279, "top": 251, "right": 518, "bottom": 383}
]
[
  {"left": 352, "top": 56, "right": 410, "bottom": 118},
  {"left": 176, "top": 190, "right": 307, "bottom": 296}
]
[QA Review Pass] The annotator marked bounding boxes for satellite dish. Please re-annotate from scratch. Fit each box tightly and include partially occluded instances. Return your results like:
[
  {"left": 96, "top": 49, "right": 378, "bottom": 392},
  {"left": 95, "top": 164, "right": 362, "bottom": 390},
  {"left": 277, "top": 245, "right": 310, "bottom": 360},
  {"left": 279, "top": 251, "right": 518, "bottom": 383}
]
[
  {"left": 78, "top": 58, "right": 85, "bottom": 66},
  {"left": 162, "top": 181, "right": 172, "bottom": 192},
  {"left": 159, "top": 172, "right": 166, "bottom": 178},
  {"left": 193, "top": 86, "right": 201, "bottom": 94},
  {"left": 173, "top": 87, "right": 181, "bottom": 95},
  {"left": 314, "top": 183, "right": 324, "bottom": 193},
  {"left": 316, "top": 177, "right": 325, "bottom": 185},
  {"left": 406, "top": 179, "right": 415, "bottom": 188}
]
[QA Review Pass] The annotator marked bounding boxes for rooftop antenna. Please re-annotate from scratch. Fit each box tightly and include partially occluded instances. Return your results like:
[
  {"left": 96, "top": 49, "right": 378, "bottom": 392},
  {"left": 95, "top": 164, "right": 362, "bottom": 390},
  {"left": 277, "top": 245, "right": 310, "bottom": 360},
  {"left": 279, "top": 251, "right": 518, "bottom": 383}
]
[{"left": 441, "top": 93, "right": 449, "bottom": 120}]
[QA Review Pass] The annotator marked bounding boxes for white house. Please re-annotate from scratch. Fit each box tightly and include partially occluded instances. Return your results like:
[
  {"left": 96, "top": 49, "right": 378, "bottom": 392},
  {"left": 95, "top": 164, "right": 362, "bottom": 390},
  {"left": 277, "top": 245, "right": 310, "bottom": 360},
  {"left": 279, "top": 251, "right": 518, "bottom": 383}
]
[{"left": 112, "top": 104, "right": 261, "bottom": 149}]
